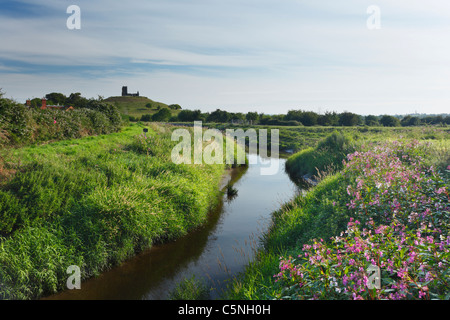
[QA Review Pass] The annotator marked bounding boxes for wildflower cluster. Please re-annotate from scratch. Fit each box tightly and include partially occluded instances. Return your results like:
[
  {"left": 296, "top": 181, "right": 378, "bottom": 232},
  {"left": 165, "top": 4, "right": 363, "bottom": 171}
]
[
  {"left": 274, "top": 140, "right": 450, "bottom": 300},
  {"left": 343, "top": 140, "right": 449, "bottom": 235}
]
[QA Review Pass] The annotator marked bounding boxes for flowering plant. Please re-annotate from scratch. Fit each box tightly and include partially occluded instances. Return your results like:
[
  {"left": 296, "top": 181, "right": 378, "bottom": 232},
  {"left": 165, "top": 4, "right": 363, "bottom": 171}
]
[
  {"left": 274, "top": 140, "right": 450, "bottom": 300},
  {"left": 274, "top": 220, "right": 450, "bottom": 300}
]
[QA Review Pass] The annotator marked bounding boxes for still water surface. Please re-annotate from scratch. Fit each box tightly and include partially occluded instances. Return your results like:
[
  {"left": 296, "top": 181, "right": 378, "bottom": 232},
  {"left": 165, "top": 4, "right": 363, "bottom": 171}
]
[{"left": 45, "top": 153, "right": 299, "bottom": 300}]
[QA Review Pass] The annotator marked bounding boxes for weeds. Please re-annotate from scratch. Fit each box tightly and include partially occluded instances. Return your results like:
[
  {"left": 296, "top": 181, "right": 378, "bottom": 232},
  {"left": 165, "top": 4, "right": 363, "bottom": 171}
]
[{"left": 169, "top": 275, "right": 211, "bottom": 300}]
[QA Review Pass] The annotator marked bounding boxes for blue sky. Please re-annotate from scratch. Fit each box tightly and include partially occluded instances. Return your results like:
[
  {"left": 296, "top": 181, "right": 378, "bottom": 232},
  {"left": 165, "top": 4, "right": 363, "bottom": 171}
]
[{"left": 1, "top": 0, "right": 450, "bottom": 115}]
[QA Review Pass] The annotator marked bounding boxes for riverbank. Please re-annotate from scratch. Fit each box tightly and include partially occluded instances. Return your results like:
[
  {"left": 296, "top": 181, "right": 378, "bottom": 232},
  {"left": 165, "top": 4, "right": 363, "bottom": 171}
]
[
  {"left": 224, "top": 133, "right": 449, "bottom": 300},
  {"left": 42, "top": 153, "right": 299, "bottom": 300},
  {"left": 0, "top": 123, "right": 243, "bottom": 299}
]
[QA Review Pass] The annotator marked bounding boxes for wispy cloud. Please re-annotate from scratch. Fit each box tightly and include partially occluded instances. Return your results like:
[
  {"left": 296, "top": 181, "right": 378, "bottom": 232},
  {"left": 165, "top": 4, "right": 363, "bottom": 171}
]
[{"left": 1, "top": 0, "right": 450, "bottom": 114}]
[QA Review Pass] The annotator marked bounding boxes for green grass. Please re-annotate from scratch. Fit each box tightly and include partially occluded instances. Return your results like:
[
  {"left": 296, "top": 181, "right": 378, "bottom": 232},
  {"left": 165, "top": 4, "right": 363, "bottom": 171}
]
[
  {"left": 104, "top": 96, "right": 179, "bottom": 119},
  {"left": 0, "top": 123, "right": 242, "bottom": 299},
  {"left": 168, "top": 275, "right": 211, "bottom": 300},
  {"left": 223, "top": 129, "right": 450, "bottom": 300},
  {"left": 285, "top": 131, "right": 355, "bottom": 180},
  {"left": 210, "top": 124, "right": 450, "bottom": 154}
]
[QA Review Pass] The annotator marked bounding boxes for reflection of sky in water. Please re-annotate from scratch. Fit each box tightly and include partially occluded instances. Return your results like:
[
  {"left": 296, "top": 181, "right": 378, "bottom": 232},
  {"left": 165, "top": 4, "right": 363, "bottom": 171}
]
[{"left": 45, "top": 154, "right": 300, "bottom": 300}]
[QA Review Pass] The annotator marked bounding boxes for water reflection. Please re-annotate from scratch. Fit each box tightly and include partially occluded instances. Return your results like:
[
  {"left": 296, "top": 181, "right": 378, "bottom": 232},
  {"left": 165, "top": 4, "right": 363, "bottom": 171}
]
[{"left": 44, "top": 154, "right": 300, "bottom": 300}]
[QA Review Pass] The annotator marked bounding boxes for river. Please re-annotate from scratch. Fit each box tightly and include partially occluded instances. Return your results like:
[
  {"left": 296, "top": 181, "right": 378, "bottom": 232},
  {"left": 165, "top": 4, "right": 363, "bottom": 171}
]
[{"left": 44, "top": 153, "right": 300, "bottom": 300}]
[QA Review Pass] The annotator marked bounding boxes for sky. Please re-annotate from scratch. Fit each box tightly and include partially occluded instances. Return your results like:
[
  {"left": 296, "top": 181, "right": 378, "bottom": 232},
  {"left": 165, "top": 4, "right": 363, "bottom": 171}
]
[{"left": 1, "top": 0, "right": 450, "bottom": 115}]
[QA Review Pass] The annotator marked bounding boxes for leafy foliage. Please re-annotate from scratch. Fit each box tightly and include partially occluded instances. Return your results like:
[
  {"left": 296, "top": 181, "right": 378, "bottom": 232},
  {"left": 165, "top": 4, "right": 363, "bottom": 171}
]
[
  {"left": 0, "top": 95, "right": 122, "bottom": 147},
  {"left": 274, "top": 141, "right": 450, "bottom": 299}
]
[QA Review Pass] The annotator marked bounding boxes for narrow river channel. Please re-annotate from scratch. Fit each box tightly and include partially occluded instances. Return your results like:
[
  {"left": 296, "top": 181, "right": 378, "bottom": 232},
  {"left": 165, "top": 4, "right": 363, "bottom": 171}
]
[{"left": 44, "top": 153, "right": 300, "bottom": 300}]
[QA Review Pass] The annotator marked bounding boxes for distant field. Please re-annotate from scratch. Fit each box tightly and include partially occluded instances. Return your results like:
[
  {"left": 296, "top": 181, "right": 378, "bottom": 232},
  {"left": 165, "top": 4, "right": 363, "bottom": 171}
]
[
  {"left": 208, "top": 123, "right": 450, "bottom": 154},
  {"left": 104, "top": 96, "right": 181, "bottom": 118}
]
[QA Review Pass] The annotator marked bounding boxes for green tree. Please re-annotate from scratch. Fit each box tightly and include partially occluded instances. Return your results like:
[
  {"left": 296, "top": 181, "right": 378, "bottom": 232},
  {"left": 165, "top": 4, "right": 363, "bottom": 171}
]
[
  {"left": 67, "top": 93, "right": 88, "bottom": 108},
  {"left": 206, "top": 109, "right": 230, "bottom": 123},
  {"left": 45, "top": 92, "right": 67, "bottom": 105},
  {"left": 380, "top": 115, "right": 401, "bottom": 127},
  {"left": 400, "top": 115, "right": 421, "bottom": 126},
  {"left": 168, "top": 104, "right": 182, "bottom": 110},
  {"left": 151, "top": 108, "right": 171, "bottom": 122},
  {"left": 246, "top": 112, "right": 258, "bottom": 123},
  {"left": 365, "top": 115, "right": 379, "bottom": 126},
  {"left": 29, "top": 98, "right": 43, "bottom": 108},
  {"left": 339, "top": 112, "right": 359, "bottom": 126},
  {"left": 140, "top": 114, "right": 152, "bottom": 122},
  {"left": 85, "top": 99, "right": 122, "bottom": 130},
  {"left": 318, "top": 111, "right": 339, "bottom": 126},
  {"left": 445, "top": 116, "right": 450, "bottom": 125},
  {"left": 286, "top": 110, "right": 318, "bottom": 126},
  {"left": 177, "top": 109, "right": 202, "bottom": 122}
]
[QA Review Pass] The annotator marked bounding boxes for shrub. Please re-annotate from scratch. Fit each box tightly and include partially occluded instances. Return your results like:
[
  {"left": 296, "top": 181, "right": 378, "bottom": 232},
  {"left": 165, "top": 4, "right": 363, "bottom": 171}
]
[
  {"left": 0, "top": 95, "right": 122, "bottom": 147},
  {"left": 151, "top": 108, "right": 171, "bottom": 122},
  {"left": 0, "top": 98, "right": 32, "bottom": 143},
  {"left": 274, "top": 140, "right": 450, "bottom": 300},
  {"left": 140, "top": 114, "right": 152, "bottom": 122}
]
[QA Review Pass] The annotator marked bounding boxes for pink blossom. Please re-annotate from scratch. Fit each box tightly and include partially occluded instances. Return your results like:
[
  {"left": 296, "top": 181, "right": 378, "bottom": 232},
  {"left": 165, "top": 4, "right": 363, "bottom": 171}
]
[{"left": 436, "top": 187, "right": 446, "bottom": 194}]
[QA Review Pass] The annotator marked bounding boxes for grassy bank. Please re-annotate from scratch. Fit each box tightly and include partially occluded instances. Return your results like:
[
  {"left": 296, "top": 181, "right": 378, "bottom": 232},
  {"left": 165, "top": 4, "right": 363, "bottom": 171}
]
[
  {"left": 0, "top": 123, "right": 242, "bottom": 299},
  {"left": 224, "top": 131, "right": 450, "bottom": 300}
]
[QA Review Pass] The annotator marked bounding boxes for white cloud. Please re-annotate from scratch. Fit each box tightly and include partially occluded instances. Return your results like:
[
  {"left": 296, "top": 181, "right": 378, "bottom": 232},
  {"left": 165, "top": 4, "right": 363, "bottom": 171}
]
[{"left": 2, "top": 0, "right": 450, "bottom": 114}]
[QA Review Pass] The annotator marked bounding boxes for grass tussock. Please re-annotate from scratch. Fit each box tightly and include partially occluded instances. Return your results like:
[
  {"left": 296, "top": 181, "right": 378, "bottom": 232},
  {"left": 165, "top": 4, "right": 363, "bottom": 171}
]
[{"left": 168, "top": 275, "right": 211, "bottom": 300}]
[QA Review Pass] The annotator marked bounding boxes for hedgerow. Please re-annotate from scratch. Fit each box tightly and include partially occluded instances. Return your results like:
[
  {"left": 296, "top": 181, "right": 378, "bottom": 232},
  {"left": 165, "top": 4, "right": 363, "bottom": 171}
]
[{"left": 0, "top": 96, "right": 122, "bottom": 147}]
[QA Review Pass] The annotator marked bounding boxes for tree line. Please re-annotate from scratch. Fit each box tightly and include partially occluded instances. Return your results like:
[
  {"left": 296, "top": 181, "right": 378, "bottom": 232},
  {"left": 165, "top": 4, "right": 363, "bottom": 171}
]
[
  {"left": 136, "top": 107, "right": 450, "bottom": 127},
  {"left": 28, "top": 92, "right": 449, "bottom": 127}
]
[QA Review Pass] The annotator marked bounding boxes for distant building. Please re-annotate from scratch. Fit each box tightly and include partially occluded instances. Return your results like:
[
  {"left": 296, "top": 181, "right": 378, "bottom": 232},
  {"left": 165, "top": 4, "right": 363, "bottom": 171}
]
[
  {"left": 26, "top": 98, "right": 74, "bottom": 111},
  {"left": 122, "top": 86, "right": 139, "bottom": 97}
]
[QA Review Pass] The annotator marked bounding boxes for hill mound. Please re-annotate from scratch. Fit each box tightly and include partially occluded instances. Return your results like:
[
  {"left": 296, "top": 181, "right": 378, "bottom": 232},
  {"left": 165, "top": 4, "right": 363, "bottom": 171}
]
[{"left": 104, "top": 96, "right": 172, "bottom": 118}]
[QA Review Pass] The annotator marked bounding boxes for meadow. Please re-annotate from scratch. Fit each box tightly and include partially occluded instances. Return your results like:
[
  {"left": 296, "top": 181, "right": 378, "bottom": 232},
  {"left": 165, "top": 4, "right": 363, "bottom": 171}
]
[
  {"left": 224, "top": 127, "right": 450, "bottom": 300},
  {"left": 0, "top": 123, "right": 242, "bottom": 299},
  {"left": 1, "top": 93, "right": 449, "bottom": 301}
]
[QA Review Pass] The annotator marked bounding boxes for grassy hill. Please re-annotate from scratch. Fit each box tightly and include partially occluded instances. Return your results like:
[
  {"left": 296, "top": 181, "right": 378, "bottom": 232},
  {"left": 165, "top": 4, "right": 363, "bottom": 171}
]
[{"left": 104, "top": 96, "right": 180, "bottom": 119}]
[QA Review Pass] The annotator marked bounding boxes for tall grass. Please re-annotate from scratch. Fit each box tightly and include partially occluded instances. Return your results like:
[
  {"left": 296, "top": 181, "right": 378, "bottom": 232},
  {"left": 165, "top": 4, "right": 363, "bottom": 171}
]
[
  {"left": 0, "top": 123, "right": 243, "bottom": 299},
  {"left": 285, "top": 131, "right": 355, "bottom": 181},
  {"left": 168, "top": 275, "right": 211, "bottom": 300},
  {"left": 224, "top": 131, "right": 449, "bottom": 300}
]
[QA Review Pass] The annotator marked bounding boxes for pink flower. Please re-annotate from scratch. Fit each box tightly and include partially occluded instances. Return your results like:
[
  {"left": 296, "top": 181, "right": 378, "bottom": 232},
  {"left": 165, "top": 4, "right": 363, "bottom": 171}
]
[{"left": 436, "top": 187, "right": 446, "bottom": 194}]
